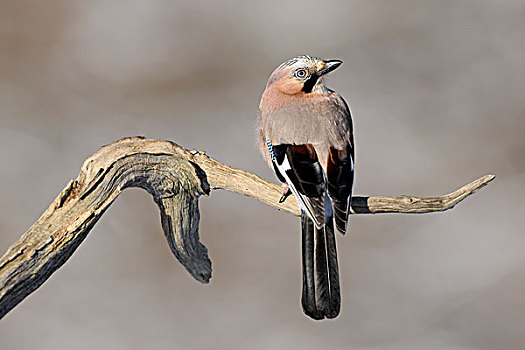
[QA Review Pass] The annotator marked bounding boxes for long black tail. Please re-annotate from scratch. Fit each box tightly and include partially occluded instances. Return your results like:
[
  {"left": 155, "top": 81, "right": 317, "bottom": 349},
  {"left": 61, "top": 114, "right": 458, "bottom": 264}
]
[{"left": 301, "top": 211, "right": 341, "bottom": 320}]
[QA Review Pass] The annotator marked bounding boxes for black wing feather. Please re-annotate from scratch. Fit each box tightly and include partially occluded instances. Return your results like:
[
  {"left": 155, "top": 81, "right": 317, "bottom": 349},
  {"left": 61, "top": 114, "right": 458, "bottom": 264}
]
[
  {"left": 326, "top": 145, "right": 354, "bottom": 234},
  {"left": 273, "top": 144, "right": 325, "bottom": 226}
]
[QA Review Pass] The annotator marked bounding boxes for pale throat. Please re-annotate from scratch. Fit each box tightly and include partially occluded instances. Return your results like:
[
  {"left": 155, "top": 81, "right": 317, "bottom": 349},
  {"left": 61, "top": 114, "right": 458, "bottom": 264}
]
[{"left": 310, "top": 80, "right": 331, "bottom": 95}]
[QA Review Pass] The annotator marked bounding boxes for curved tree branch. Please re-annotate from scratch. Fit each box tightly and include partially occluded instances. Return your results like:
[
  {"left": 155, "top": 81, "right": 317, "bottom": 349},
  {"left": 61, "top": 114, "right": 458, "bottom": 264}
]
[{"left": 0, "top": 137, "right": 495, "bottom": 319}]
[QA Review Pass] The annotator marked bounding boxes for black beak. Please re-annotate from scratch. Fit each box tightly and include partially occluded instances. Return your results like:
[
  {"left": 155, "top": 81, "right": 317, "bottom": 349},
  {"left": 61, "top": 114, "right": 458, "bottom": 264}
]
[{"left": 317, "top": 59, "right": 343, "bottom": 76}]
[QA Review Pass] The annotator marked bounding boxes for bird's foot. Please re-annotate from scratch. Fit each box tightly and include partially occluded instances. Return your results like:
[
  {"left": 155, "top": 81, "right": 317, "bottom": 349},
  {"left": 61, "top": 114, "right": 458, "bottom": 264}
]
[{"left": 279, "top": 184, "right": 292, "bottom": 203}]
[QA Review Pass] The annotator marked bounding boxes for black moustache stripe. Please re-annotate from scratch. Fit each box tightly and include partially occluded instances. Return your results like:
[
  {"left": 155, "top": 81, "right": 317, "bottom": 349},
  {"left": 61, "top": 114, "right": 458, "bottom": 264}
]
[{"left": 302, "top": 74, "right": 319, "bottom": 93}]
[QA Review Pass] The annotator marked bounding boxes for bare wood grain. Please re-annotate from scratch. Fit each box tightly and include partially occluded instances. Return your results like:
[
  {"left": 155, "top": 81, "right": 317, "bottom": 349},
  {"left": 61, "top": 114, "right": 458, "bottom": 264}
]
[{"left": 0, "top": 137, "right": 495, "bottom": 319}]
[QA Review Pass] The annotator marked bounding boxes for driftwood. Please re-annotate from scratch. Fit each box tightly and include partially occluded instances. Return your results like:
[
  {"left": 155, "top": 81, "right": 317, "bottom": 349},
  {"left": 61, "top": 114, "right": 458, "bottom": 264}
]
[{"left": 0, "top": 137, "right": 495, "bottom": 319}]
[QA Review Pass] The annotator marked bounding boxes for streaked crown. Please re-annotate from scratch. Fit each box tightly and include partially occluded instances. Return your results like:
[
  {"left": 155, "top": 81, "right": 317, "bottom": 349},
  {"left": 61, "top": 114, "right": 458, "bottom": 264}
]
[{"left": 264, "top": 55, "right": 343, "bottom": 96}]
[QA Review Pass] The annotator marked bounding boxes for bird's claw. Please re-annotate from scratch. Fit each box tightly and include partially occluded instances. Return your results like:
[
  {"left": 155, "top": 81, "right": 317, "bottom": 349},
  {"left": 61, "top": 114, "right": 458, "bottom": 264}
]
[{"left": 279, "top": 184, "right": 292, "bottom": 203}]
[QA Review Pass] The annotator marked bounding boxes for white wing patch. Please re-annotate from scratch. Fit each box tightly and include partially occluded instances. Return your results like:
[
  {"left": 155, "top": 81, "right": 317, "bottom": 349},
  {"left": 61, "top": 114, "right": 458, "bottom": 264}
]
[
  {"left": 266, "top": 137, "right": 323, "bottom": 228},
  {"left": 277, "top": 156, "right": 323, "bottom": 228}
]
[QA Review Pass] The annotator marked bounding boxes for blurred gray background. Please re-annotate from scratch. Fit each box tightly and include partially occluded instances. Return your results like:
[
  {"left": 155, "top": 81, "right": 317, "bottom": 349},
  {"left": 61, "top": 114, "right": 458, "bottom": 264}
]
[{"left": 0, "top": 0, "right": 523, "bottom": 349}]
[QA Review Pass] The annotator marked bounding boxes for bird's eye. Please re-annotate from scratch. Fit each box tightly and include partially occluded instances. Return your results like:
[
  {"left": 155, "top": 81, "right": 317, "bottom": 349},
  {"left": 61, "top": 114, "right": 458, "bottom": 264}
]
[{"left": 294, "top": 68, "right": 308, "bottom": 79}]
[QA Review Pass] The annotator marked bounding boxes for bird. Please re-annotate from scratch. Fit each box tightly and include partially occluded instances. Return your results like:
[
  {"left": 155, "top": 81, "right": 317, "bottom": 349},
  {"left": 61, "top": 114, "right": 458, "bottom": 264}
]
[{"left": 258, "top": 55, "right": 354, "bottom": 320}]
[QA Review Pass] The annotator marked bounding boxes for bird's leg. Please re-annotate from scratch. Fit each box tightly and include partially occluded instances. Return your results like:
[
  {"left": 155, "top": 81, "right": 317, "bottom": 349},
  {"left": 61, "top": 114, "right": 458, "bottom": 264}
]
[{"left": 279, "top": 183, "right": 292, "bottom": 203}]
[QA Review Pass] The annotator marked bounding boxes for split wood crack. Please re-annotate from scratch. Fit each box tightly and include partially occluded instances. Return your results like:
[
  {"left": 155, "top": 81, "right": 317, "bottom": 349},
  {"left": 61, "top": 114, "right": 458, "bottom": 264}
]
[{"left": 0, "top": 137, "right": 495, "bottom": 319}]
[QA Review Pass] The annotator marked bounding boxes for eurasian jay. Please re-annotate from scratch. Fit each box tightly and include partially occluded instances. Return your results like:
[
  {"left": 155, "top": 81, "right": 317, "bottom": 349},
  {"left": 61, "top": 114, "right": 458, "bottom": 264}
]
[{"left": 258, "top": 55, "right": 354, "bottom": 320}]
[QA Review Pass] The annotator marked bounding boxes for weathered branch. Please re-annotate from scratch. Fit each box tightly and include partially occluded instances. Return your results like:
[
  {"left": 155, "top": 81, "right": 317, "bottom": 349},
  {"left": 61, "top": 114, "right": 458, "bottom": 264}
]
[{"left": 0, "top": 137, "right": 495, "bottom": 319}]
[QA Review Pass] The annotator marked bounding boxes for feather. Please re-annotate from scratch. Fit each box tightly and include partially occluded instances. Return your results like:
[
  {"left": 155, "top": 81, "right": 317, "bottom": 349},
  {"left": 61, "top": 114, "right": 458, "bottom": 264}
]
[
  {"left": 301, "top": 211, "right": 341, "bottom": 320},
  {"left": 326, "top": 145, "right": 354, "bottom": 234}
]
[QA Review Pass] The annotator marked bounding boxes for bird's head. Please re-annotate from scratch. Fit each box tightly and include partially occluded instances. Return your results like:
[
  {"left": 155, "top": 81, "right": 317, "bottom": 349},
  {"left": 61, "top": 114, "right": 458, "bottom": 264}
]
[{"left": 264, "top": 55, "right": 342, "bottom": 96}]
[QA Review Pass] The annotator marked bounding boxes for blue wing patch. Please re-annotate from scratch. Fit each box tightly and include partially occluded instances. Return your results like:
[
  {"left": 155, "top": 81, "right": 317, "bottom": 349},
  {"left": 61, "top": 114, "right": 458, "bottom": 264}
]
[{"left": 265, "top": 137, "right": 276, "bottom": 161}]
